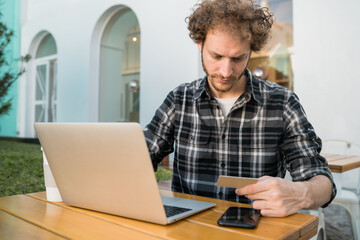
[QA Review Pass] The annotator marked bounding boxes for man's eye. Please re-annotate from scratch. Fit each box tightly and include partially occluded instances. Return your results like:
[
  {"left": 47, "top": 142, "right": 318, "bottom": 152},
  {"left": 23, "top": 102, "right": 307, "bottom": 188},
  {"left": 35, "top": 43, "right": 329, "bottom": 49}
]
[
  {"left": 232, "top": 57, "right": 243, "bottom": 62},
  {"left": 213, "top": 55, "right": 222, "bottom": 60}
]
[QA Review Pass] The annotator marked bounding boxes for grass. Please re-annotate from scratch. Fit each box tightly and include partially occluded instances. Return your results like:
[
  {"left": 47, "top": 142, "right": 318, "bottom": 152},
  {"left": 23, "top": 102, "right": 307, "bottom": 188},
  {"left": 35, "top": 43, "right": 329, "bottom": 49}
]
[
  {"left": 0, "top": 140, "right": 45, "bottom": 197},
  {"left": 154, "top": 166, "right": 173, "bottom": 182},
  {"left": 0, "top": 140, "right": 173, "bottom": 197}
]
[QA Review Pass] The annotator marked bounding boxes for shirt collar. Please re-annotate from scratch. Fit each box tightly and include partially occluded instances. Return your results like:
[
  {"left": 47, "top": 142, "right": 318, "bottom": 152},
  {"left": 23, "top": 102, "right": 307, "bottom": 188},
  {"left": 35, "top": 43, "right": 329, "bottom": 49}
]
[
  {"left": 193, "top": 69, "right": 265, "bottom": 105},
  {"left": 193, "top": 76, "right": 210, "bottom": 100},
  {"left": 246, "top": 69, "right": 265, "bottom": 105}
]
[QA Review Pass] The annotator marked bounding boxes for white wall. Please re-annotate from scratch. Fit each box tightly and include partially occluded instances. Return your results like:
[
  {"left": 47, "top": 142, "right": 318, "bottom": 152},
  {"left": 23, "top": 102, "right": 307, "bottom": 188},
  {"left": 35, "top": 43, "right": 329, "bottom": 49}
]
[
  {"left": 18, "top": 0, "right": 200, "bottom": 136},
  {"left": 293, "top": 0, "right": 360, "bottom": 151},
  {"left": 19, "top": 0, "right": 360, "bottom": 148},
  {"left": 137, "top": 0, "right": 201, "bottom": 125}
]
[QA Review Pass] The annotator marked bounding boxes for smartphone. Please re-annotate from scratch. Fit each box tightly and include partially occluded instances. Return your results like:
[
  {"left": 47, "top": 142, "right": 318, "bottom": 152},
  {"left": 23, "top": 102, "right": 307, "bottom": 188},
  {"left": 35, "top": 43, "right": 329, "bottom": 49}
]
[{"left": 217, "top": 207, "right": 261, "bottom": 228}]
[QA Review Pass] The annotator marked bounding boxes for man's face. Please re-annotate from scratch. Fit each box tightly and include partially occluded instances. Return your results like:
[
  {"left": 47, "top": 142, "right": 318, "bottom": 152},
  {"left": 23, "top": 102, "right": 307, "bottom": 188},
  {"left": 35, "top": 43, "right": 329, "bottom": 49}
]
[{"left": 199, "top": 28, "right": 251, "bottom": 98}]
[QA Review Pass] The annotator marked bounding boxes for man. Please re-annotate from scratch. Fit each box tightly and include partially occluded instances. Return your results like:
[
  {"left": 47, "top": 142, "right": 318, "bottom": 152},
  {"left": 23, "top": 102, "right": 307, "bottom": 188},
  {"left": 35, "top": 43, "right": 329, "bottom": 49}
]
[{"left": 144, "top": 0, "right": 336, "bottom": 217}]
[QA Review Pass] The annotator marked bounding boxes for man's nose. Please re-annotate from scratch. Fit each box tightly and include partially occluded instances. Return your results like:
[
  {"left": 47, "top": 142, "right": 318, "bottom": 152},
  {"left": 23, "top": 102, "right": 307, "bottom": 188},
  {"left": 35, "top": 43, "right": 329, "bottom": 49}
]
[{"left": 219, "top": 58, "right": 233, "bottom": 78}]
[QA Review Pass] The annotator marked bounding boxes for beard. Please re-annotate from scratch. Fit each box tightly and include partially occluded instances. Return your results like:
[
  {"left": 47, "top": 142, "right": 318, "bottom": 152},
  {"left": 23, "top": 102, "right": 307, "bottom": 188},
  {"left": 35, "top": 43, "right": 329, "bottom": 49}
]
[{"left": 201, "top": 52, "right": 247, "bottom": 94}]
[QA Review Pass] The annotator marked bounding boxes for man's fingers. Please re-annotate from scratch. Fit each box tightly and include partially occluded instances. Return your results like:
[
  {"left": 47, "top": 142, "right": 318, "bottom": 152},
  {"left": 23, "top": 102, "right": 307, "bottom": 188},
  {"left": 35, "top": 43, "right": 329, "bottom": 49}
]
[
  {"left": 252, "top": 198, "right": 299, "bottom": 217},
  {"left": 258, "top": 175, "right": 272, "bottom": 182},
  {"left": 235, "top": 178, "right": 274, "bottom": 196},
  {"left": 259, "top": 209, "right": 287, "bottom": 217},
  {"left": 252, "top": 199, "right": 268, "bottom": 210},
  {"left": 260, "top": 207, "right": 297, "bottom": 217},
  {"left": 245, "top": 191, "right": 269, "bottom": 201},
  {"left": 252, "top": 201, "right": 287, "bottom": 217},
  {"left": 235, "top": 177, "right": 302, "bottom": 218}
]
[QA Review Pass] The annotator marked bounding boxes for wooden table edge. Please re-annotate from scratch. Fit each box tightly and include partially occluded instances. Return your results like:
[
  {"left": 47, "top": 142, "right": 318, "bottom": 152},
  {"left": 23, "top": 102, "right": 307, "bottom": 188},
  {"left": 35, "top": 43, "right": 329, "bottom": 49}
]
[
  {"left": 298, "top": 226, "right": 318, "bottom": 240},
  {"left": 26, "top": 192, "right": 317, "bottom": 240},
  {"left": 324, "top": 154, "right": 360, "bottom": 173},
  {"left": 299, "top": 215, "right": 318, "bottom": 237},
  {"left": 186, "top": 217, "right": 300, "bottom": 240},
  {"left": 25, "top": 193, "right": 263, "bottom": 239}
]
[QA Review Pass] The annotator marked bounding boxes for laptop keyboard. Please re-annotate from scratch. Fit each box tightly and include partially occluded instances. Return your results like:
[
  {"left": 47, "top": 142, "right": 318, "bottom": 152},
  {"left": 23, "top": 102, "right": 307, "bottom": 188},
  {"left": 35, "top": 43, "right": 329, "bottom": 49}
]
[{"left": 163, "top": 205, "right": 192, "bottom": 218}]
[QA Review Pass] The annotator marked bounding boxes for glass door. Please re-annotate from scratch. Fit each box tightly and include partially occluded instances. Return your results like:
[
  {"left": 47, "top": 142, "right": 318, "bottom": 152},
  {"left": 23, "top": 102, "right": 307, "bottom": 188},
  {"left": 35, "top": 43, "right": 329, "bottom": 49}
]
[
  {"left": 34, "top": 59, "right": 57, "bottom": 123},
  {"left": 99, "top": 8, "right": 141, "bottom": 122},
  {"left": 248, "top": 0, "right": 293, "bottom": 90}
]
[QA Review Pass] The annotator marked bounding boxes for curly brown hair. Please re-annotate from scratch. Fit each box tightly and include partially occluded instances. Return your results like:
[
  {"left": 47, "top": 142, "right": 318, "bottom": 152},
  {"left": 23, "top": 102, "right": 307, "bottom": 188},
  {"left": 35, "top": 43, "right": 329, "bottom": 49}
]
[{"left": 186, "top": 0, "right": 274, "bottom": 52}]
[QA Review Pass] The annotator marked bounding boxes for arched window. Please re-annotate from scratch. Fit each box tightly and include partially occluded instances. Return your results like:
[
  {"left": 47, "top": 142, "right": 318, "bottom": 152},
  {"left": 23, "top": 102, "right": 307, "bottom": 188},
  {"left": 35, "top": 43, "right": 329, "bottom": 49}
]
[
  {"left": 99, "top": 7, "right": 141, "bottom": 122},
  {"left": 34, "top": 34, "right": 58, "bottom": 123}
]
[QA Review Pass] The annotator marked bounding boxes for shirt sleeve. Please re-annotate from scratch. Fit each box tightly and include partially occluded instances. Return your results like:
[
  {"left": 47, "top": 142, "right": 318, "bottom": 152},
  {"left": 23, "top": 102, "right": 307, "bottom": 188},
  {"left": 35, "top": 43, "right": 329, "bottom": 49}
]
[
  {"left": 280, "top": 92, "right": 337, "bottom": 207},
  {"left": 144, "top": 91, "right": 176, "bottom": 171}
]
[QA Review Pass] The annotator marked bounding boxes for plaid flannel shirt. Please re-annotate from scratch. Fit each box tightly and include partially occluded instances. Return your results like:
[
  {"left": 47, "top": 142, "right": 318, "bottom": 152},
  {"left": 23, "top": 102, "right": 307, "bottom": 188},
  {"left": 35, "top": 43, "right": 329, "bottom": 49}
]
[{"left": 144, "top": 69, "right": 336, "bottom": 206}]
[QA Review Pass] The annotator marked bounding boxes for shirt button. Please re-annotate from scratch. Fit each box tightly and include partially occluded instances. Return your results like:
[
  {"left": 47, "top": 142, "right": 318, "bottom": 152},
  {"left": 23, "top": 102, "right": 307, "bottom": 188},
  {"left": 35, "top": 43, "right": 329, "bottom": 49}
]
[
  {"left": 216, "top": 106, "right": 220, "bottom": 109},
  {"left": 221, "top": 162, "right": 225, "bottom": 168},
  {"left": 189, "top": 135, "right": 194, "bottom": 140},
  {"left": 218, "top": 192, "right": 223, "bottom": 197}
]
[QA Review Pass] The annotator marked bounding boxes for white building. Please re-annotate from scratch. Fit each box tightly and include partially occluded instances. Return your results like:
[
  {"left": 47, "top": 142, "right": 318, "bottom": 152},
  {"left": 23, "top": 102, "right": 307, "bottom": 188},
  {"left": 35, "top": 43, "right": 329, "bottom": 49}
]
[{"left": 17, "top": 0, "right": 360, "bottom": 153}]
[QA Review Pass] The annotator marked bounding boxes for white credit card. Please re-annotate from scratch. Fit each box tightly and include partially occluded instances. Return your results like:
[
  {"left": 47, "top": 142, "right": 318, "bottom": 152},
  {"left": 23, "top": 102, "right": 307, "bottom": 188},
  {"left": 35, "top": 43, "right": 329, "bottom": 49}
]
[{"left": 216, "top": 176, "right": 258, "bottom": 189}]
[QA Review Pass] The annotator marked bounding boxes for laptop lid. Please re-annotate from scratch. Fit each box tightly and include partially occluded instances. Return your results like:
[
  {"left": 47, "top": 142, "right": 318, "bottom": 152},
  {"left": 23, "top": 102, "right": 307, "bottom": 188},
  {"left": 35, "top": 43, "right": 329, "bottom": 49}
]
[{"left": 34, "top": 122, "right": 215, "bottom": 225}]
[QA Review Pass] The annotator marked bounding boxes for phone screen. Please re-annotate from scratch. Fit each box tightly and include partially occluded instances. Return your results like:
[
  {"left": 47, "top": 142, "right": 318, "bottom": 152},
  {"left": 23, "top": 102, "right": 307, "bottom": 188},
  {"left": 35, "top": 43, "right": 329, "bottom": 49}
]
[{"left": 217, "top": 207, "right": 261, "bottom": 228}]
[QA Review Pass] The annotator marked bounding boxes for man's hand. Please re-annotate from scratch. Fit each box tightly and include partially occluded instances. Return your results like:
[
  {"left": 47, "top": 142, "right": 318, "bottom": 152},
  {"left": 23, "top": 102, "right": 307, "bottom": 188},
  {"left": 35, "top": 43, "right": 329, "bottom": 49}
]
[{"left": 235, "top": 175, "right": 332, "bottom": 217}]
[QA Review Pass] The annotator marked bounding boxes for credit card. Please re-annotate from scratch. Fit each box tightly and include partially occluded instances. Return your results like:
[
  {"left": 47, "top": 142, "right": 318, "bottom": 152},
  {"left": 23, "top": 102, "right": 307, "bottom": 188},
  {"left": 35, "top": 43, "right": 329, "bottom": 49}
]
[{"left": 216, "top": 176, "right": 258, "bottom": 189}]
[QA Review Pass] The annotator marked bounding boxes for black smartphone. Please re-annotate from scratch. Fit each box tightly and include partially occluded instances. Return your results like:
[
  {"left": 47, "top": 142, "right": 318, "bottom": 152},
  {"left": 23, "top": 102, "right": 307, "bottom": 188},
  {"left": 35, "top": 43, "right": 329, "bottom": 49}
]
[{"left": 217, "top": 207, "right": 261, "bottom": 228}]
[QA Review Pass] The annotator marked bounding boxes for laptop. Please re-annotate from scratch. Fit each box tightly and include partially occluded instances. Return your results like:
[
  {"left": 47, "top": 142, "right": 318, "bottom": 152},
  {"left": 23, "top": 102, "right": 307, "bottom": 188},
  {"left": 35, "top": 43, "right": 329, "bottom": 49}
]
[{"left": 34, "top": 122, "right": 215, "bottom": 225}]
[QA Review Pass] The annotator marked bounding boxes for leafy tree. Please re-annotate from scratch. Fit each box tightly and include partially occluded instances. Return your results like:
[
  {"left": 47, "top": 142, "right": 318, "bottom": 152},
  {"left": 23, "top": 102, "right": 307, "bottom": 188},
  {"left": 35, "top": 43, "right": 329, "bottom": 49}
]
[{"left": 0, "top": 14, "right": 30, "bottom": 116}]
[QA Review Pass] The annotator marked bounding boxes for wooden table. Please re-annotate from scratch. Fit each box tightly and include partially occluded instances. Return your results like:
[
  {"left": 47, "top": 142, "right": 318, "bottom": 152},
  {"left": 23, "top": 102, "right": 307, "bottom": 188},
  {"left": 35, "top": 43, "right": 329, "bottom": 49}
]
[
  {"left": 323, "top": 153, "right": 360, "bottom": 196},
  {"left": 0, "top": 190, "right": 318, "bottom": 240},
  {"left": 323, "top": 154, "right": 360, "bottom": 173}
]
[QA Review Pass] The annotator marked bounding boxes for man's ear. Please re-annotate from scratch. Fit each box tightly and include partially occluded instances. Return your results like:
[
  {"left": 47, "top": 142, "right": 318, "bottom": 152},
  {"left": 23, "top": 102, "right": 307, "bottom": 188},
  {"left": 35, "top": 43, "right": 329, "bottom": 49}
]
[{"left": 197, "top": 43, "right": 202, "bottom": 51}]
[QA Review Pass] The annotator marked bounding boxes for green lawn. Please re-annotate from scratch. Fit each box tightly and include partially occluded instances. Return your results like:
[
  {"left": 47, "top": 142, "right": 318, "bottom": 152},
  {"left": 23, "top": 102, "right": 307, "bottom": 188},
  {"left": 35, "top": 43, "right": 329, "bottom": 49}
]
[
  {"left": 0, "top": 140, "right": 45, "bottom": 197},
  {"left": 0, "top": 140, "right": 172, "bottom": 197}
]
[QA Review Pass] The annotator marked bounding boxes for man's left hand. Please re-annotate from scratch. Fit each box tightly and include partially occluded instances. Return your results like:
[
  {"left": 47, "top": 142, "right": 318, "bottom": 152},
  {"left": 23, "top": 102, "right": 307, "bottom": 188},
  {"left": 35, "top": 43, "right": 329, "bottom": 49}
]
[{"left": 235, "top": 176, "right": 308, "bottom": 217}]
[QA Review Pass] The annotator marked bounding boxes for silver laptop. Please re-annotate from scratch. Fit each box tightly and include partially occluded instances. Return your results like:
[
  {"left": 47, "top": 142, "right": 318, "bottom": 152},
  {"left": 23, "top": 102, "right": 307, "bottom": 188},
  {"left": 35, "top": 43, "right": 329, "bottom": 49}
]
[{"left": 34, "top": 122, "right": 215, "bottom": 225}]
